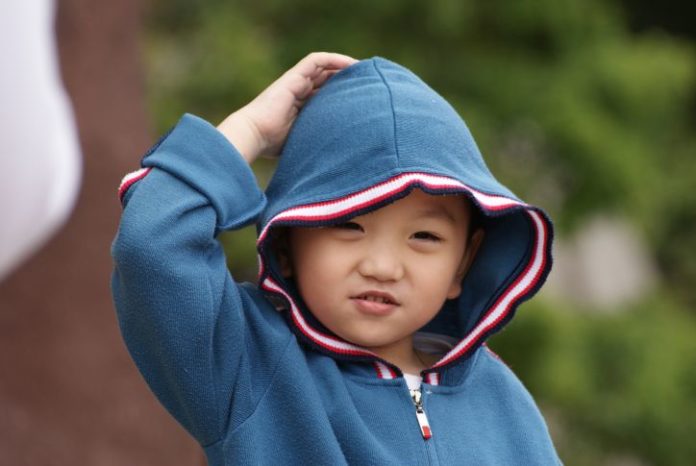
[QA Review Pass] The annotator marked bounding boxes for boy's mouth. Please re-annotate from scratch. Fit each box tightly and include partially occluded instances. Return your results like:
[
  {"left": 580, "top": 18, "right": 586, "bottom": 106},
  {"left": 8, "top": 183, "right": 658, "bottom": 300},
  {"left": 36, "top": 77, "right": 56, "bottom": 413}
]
[{"left": 351, "top": 291, "right": 399, "bottom": 305}]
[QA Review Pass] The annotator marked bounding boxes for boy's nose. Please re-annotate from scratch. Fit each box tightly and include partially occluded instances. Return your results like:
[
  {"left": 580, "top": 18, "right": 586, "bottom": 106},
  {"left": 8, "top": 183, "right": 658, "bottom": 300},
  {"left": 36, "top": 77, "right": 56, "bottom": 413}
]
[{"left": 357, "top": 244, "right": 405, "bottom": 282}]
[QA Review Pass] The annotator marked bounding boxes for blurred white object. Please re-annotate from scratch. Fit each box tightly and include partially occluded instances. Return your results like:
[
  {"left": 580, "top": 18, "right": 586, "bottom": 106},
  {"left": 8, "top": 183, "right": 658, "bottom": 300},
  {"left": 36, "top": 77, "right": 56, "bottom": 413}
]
[
  {"left": 543, "top": 215, "right": 658, "bottom": 310},
  {"left": 0, "top": 0, "right": 82, "bottom": 281}
]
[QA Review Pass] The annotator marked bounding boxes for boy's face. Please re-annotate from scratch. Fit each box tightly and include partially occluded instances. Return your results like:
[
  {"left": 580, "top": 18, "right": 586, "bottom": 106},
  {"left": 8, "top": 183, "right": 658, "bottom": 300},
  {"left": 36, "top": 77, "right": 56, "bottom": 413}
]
[{"left": 286, "top": 189, "right": 481, "bottom": 354}]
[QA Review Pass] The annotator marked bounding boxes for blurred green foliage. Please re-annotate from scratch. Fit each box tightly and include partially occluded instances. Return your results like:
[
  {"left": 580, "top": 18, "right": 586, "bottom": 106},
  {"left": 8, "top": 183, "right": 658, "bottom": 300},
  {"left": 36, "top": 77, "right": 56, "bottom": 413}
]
[
  {"left": 143, "top": 1, "right": 695, "bottom": 464},
  {"left": 492, "top": 296, "right": 696, "bottom": 465}
]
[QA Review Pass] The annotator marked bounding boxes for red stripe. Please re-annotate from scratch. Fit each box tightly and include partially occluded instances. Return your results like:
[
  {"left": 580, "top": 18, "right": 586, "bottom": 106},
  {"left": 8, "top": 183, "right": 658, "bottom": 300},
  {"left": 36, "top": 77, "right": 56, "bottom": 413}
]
[
  {"left": 283, "top": 173, "right": 458, "bottom": 216},
  {"left": 272, "top": 185, "right": 410, "bottom": 223},
  {"left": 118, "top": 167, "right": 151, "bottom": 201},
  {"left": 373, "top": 362, "right": 384, "bottom": 379},
  {"left": 373, "top": 361, "right": 397, "bottom": 379},
  {"left": 425, "top": 372, "right": 440, "bottom": 385},
  {"left": 289, "top": 180, "right": 476, "bottom": 220}
]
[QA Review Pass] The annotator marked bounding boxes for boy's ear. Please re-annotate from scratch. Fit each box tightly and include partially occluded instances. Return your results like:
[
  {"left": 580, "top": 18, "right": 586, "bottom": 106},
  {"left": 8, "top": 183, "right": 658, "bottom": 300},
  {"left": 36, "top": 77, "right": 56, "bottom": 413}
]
[{"left": 446, "top": 228, "right": 485, "bottom": 300}]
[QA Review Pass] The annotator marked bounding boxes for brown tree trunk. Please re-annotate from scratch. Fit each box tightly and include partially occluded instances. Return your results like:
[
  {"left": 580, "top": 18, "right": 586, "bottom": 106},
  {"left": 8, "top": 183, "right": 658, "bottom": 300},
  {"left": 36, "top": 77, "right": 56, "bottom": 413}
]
[{"left": 0, "top": 0, "right": 201, "bottom": 464}]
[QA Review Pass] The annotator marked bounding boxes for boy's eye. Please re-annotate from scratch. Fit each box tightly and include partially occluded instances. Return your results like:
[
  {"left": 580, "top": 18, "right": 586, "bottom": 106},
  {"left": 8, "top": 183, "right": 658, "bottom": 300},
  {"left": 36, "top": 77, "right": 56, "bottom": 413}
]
[
  {"left": 412, "top": 231, "right": 441, "bottom": 242},
  {"left": 333, "top": 221, "right": 363, "bottom": 231}
]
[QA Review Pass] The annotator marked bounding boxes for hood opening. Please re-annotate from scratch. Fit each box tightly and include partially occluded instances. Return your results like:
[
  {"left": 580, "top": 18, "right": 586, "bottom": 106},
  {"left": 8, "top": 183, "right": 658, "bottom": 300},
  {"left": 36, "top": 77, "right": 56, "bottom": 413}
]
[
  {"left": 256, "top": 176, "right": 552, "bottom": 374},
  {"left": 253, "top": 57, "right": 554, "bottom": 377}
]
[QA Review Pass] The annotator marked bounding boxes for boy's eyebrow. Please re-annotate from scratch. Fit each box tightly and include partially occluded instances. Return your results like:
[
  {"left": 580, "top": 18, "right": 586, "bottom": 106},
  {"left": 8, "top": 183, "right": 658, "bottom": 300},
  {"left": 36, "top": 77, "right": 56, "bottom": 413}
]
[{"left": 414, "top": 207, "right": 457, "bottom": 224}]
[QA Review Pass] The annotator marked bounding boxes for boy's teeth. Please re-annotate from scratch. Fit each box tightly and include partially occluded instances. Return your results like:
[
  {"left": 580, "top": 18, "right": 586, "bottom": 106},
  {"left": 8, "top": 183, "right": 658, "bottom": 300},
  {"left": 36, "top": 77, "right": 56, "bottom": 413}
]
[{"left": 362, "top": 295, "right": 388, "bottom": 304}]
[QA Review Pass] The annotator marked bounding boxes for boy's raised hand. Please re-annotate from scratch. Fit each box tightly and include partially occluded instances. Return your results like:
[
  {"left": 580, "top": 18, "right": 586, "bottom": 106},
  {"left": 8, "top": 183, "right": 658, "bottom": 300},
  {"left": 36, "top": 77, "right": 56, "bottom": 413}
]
[{"left": 217, "top": 52, "right": 358, "bottom": 164}]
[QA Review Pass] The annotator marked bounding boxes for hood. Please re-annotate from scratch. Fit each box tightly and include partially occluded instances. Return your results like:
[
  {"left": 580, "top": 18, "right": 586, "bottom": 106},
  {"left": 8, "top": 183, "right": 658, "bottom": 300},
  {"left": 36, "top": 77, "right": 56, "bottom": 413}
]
[{"left": 255, "top": 57, "right": 553, "bottom": 377}]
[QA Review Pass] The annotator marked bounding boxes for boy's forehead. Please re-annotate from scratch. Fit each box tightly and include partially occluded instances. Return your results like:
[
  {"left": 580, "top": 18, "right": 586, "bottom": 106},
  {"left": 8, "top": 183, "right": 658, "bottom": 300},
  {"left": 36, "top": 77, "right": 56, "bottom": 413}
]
[
  {"left": 412, "top": 204, "right": 458, "bottom": 224},
  {"left": 355, "top": 190, "right": 469, "bottom": 223}
]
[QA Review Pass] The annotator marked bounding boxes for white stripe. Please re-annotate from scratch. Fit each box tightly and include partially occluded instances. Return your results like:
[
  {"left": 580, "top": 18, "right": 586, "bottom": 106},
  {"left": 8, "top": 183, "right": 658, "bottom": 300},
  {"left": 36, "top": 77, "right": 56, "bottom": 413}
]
[
  {"left": 118, "top": 167, "right": 150, "bottom": 192},
  {"left": 435, "top": 210, "right": 546, "bottom": 367},
  {"left": 374, "top": 361, "right": 395, "bottom": 380},
  {"left": 257, "top": 173, "right": 523, "bottom": 243},
  {"left": 262, "top": 278, "right": 375, "bottom": 356},
  {"left": 425, "top": 372, "right": 439, "bottom": 385}
]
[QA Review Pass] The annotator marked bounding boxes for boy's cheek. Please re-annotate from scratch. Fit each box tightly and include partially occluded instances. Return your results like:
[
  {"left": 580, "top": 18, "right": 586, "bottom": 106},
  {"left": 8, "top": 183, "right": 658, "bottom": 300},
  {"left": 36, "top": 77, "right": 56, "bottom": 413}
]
[{"left": 446, "top": 281, "right": 463, "bottom": 300}]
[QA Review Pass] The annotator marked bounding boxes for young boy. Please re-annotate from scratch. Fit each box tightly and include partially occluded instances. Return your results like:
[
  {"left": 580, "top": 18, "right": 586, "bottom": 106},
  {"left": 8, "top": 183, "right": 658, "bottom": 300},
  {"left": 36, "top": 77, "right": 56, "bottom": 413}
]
[{"left": 112, "top": 52, "right": 561, "bottom": 465}]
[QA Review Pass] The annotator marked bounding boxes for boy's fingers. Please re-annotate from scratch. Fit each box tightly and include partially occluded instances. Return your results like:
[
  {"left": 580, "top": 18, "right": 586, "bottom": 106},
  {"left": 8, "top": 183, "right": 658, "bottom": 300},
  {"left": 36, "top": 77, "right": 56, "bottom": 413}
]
[
  {"left": 296, "top": 69, "right": 342, "bottom": 103},
  {"left": 278, "top": 54, "right": 356, "bottom": 102},
  {"left": 292, "top": 52, "right": 358, "bottom": 80},
  {"left": 310, "top": 69, "right": 340, "bottom": 91}
]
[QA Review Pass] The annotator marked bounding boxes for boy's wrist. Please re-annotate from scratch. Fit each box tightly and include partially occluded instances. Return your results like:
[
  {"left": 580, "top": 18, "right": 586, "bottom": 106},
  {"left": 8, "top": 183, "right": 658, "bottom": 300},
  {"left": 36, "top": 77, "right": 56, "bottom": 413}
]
[{"left": 216, "top": 110, "right": 265, "bottom": 165}]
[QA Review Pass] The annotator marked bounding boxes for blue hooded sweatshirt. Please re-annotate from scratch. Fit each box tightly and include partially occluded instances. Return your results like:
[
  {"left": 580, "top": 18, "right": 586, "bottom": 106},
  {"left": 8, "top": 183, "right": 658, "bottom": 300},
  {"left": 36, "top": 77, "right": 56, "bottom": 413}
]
[{"left": 112, "top": 57, "right": 560, "bottom": 465}]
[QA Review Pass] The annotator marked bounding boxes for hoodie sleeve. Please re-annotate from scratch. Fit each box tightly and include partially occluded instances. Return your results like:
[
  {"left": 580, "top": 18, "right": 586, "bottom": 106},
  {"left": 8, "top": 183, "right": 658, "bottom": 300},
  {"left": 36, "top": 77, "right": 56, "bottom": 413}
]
[{"left": 111, "top": 114, "right": 282, "bottom": 446}]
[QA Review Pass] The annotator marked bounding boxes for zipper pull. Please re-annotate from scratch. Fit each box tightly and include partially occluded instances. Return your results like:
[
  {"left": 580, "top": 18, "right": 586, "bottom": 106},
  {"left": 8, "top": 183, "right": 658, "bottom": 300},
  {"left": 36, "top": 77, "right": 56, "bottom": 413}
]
[{"left": 410, "top": 388, "right": 433, "bottom": 440}]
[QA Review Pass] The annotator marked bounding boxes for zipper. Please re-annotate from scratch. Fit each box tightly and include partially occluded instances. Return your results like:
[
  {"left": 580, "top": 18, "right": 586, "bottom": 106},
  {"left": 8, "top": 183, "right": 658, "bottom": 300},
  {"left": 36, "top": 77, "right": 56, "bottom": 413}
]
[{"left": 410, "top": 388, "right": 433, "bottom": 440}]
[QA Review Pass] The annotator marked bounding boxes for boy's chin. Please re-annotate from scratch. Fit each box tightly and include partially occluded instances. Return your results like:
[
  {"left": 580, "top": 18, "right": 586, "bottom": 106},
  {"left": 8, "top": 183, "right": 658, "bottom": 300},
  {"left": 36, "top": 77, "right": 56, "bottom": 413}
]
[{"left": 340, "top": 333, "right": 411, "bottom": 352}]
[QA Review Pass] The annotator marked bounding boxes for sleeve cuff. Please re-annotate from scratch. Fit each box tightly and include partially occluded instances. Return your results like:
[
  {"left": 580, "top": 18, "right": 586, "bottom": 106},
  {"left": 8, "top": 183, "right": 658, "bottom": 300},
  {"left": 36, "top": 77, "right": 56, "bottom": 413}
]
[{"left": 141, "top": 113, "right": 266, "bottom": 231}]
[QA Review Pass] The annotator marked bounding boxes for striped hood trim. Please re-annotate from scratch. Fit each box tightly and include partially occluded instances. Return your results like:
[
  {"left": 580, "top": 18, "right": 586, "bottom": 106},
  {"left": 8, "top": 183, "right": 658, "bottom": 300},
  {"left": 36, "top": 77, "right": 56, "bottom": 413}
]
[
  {"left": 374, "top": 362, "right": 440, "bottom": 385},
  {"left": 431, "top": 208, "right": 547, "bottom": 369},
  {"left": 374, "top": 361, "right": 398, "bottom": 380},
  {"left": 257, "top": 172, "right": 552, "bottom": 379},
  {"left": 118, "top": 168, "right": 151, "bottom": 201},
  {"left": 258, "top": 172, "right": 521, "bottom": 244}
]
